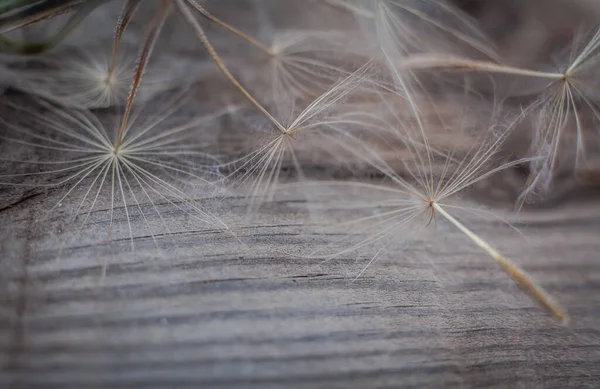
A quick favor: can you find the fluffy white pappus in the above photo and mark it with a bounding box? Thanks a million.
[252,29,374,115]
[374,24,600,203]
[512,27,600,202]
[297,86,566,322]
[218,61,374,214]
[0,91,236,268]
[10,48,131,109]
[326,0,497,60]
[176,0,377,213]
[179,0,372,117]
[8,42,214,109]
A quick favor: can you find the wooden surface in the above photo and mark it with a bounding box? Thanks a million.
[2,1,600,388]
[1,181,600,389]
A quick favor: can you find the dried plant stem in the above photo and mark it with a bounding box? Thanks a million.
[433,202,567,323]
[176,0,287,135]
[115,0,173,152]
[185,0,275,56]
[109,0,142,74]
[399,54,565,80]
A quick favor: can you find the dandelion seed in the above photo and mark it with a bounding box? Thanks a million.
[9,47,132,109]
[394,27,600,204]
[2,0,226,254]
[6,0,210,109]
[177,0,374,213]
[8,44,213,109]
[180,1,370,112]
[0,91,233,261]
[223,64,372,209]
[0,0,235,265]
[256,29,371,113]
[303,88,567,322]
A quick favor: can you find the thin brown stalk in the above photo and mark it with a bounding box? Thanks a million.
[176,0,287,135]
[434,203,567,323]
[398,53,564,80]
[184,0,275,56]
[115,0,173,152]
[109,0,143,74]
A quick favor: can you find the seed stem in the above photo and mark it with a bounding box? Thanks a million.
[109,0,142,75]
[185,0,275,56]
[176,0,287,135]
[433,202,567,323]
[115,0,172,152]
[399,54,565,80]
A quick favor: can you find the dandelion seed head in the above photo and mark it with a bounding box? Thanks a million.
[0,89,235,258]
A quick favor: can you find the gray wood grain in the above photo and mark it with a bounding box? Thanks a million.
[1,183,599,389]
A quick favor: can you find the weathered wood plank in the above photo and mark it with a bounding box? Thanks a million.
[1,185,599,389]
